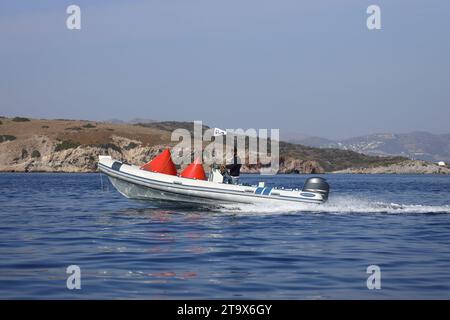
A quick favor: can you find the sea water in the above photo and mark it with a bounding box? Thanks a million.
[0,173,449,299]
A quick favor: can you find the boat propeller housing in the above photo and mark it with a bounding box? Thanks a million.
[302,177,330,200]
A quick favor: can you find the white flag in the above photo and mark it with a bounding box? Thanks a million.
[213,128,227,136]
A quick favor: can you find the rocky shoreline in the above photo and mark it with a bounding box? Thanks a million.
[333,160,450,174]
[2,144,447,174]
[0,133,325,174]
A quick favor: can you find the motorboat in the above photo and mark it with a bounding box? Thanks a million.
[98,150,330,207]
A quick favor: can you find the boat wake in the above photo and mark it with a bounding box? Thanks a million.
[217,196,450,215]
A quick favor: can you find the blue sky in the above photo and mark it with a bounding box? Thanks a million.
[0,0,449,139]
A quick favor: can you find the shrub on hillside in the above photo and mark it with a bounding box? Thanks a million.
[54,140,80,152]
[0,135,16,142]
[65,126,82,131]
[31,150,41,158]
[12,117,30,122]
[89,143,121,153]
[124,142,139,150]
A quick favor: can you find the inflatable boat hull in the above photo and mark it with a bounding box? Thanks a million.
[98,156,327,206]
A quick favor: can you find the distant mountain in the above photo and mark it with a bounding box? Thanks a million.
[105,118,157,124]
[287,135,337,149]
[285,131,450,163]
[129,118,157,124]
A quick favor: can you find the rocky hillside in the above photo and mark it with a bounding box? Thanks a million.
[278,141,406,172]
[0,116,431,174]
[0,117,176,173]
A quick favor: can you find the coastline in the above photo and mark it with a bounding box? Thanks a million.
[1,117,448,175]
[1,165,448,175]
[332,160,450,175]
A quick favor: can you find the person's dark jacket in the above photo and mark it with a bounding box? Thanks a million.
[226,156,242,177]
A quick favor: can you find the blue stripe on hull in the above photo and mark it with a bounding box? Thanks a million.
[255,187,264,194]
[112,161,122,171]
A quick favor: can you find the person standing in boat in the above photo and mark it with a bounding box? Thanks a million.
[223,148,242,184]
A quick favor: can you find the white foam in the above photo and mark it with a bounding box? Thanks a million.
[216,196,450,215]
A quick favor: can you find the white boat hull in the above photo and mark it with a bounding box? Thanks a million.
[98,156,327,207]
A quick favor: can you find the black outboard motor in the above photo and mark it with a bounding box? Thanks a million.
[302,177,330,201]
